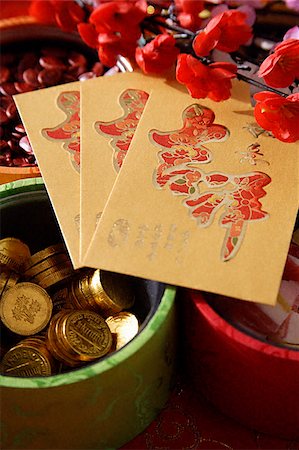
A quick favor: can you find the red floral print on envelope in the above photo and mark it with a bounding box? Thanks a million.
[150,104,271,261]
[42,91,80,171]
[95,89,149,172]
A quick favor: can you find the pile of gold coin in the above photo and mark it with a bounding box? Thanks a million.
[0,237,31,273]
[0,237,139,377]
[0,268,19,298]
[23,243,73,289]
[55,269,135,317]
[1,336,56,377]
[47,310,113,367]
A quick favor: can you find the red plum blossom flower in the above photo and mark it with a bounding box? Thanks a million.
[193,10,252,56]
[258,39,299,88]
[135,34,179,74]
[176,53,237,101]
[254,91,299,143]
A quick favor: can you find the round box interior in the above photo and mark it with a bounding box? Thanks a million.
[0,178,177,450]
[182,290,299,440]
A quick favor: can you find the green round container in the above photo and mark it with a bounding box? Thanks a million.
[0,178,177,450]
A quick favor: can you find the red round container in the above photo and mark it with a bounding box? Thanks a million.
[182,290,299,440]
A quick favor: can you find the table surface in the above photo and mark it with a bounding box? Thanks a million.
[121,374,299,449]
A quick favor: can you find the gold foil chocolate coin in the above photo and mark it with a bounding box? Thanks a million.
[71,271,96,311]
[0,237,31,272]
[6,271,19,289]
[25,243,66,268]
[0,269,10,298]
[63,310,112,361]
[24,253,70,279]
[106,312,139,350]
[90,270,135,316]
[29,259,73,282]
[37,264,74,289]
[52,286,74,313]
[0,339,53,377]
[0,282,53,335]
[46,312,78,366]
[0,269,20,299]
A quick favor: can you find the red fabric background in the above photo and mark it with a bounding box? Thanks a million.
[122,376,299,449]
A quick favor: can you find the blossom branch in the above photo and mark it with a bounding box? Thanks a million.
[143,17,195,37]
[28,0,299,142]
[236,72,288,98]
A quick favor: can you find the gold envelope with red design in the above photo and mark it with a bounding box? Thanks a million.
[14,73,174,267]
[14,82,82,267]
[84,79,298,305]
[80,72,177,261]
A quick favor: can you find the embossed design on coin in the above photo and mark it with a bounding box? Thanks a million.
[0,345,52,377]
[12,294,41,324]
[64,310,112,360]
[0,282,53,335]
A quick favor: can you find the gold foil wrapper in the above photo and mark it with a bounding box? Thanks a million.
[106,312,139,350]
[0,282,53,335]
[46,310,112,366]
[36,264,74,289]
[0,237,31,273]
[66,269,135,317]
[0,268,19,299]
[90,270,135,316]
[1,241,140,377]
[52,286,74,314]
[24,253,70,279]
[0,336,55,377]
[24,243,67,269]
